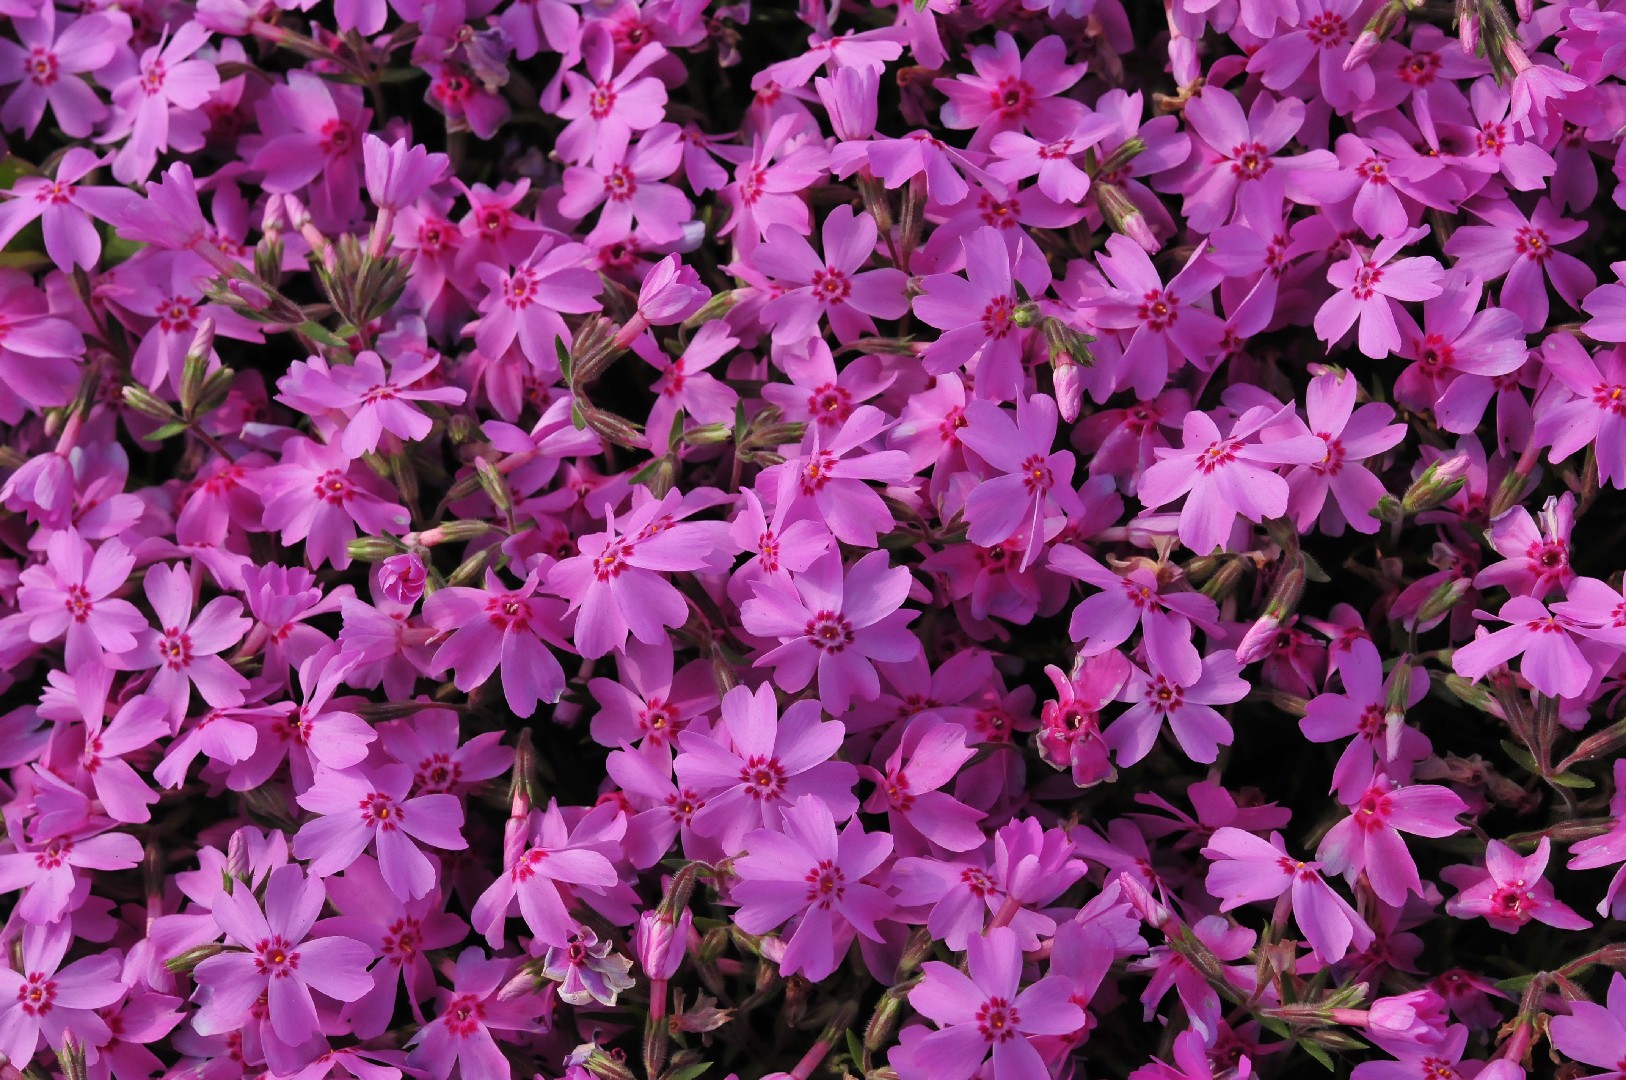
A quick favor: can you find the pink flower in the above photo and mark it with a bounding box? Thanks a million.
[407,949,547,1080]
[1532,333,1626,488]
[756,204,907,345]
[1300,638,1431,803]
[672,682,858,851]
[556,38,669,170]
[558,125,693,246]
[295,763,468,900]
[1452,595,1594,700]
[1203,827,1374,963]
[379,553,428,606]
[1245,0,1375,114]
[424,569,568,717]
[107,21,221,183]
[472,236,603,371]
[1274,370,1407,535]
[1392,272,1527,434]
[1474,494,1576,598]
[740,549,920,714]
[250,71,371,225]
[192,864,375,1054]
[1316,778,1468,906]
[1107,652,1249,766]
[1442,838,1590,933]
[134,562,251,721]
[860,715,985,853]
[907,925,1085,1080]
[935,32,1088,150]
[55,665,169,822]
[732,795,893,981]
[1138,404,1325,556]
[17,530,147,669]
[1178,87,1334,233]
[0,923,123,1067]
[913,226,1048,401]
[253,437,411,571]
[545,490,722,660]
[469,801,624,949]
[1315,228,1447,359]
[0,5,126,137]
[0,148,131,272]
[363,133,450,211]
[322,350,467,458]
[1086,234,1227,399]
[0,269,84,423]
[0,825,142,925]
[1548,972,1626,1077]
[958,393,1081,570]
[1444,197,1593,333]
[767,404,915,548]
[1035,653,1130,789]
[1048,546,1218,684]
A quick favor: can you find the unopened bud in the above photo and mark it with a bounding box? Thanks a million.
[682,423,733,447]
[681,289,740,330]
[579,405,646,449]
[1053,359,1084,423]
[445,545,490,588]
[121,384,180,422]
[1413,576,1471,629]
[1095,136,1147,178]
[56,1033,86,1080]
[1200,556,1248,602]
[1095,183,1158,252]
[346,536,401,563]
[1401,453,1470,515]
[474,456,511,513]
[180,319,217,417]
[164,943,226,975]
[634,909,693,981]
[1384,656,1415,760]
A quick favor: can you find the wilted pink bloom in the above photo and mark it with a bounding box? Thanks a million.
[1138,404,1325,555]
[732,795,893,981]
[1452,595,1593,700]
[541,925,635,1007]
[1475,494,1575,598]
[295,763,468,900]
[1036,653,1130,790]
[424,569,568,717]
[1203,827,1374,963]
[0,923,123,1067]
[18,530,146,669]
[673,682,857,851]
[192,864,375,1054]
[1315,228,1446,359]
[1316,778,1468,906]
[1442,838,1589,933]
[907,925,1085,1079]
[741,549,920,714]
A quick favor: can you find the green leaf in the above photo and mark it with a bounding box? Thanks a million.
[1550,771,1596,789]
[1500,740,1541,776]
[843,1028,864,1065]
[148,421,191,441]
[1495,974,1538,994]
[661,1064,712,1080]
[296,321,350,350]
[914,0,930,9]
[1299,1040,1335,1071]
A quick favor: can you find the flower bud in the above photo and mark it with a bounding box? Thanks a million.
[164,943,226,975]
[636,254,710,326]
[474,456,511,513]
[180,318,217,417]
[1095,182,1159,251]
[634,909,693,981]
[380,552,428,605]
[121,385,180,422]
[346,537,401,564]
[1401,453,1470,515]
[1053,360,1084,424]
[56,1032,87,1080]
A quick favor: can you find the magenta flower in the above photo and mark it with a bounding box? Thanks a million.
[1316,778,1468,906]
[558,124,692,246]
[907,925,1085,1080]
[472,236,603,371]
[741,549,920,713]
[0,824,142,925]
[757,204,907,345]
[407,949,547,1080]
[363,133,450,211]
[294,763,468,901]
[0,149,132,272]
[1392,272,1527,434]
[423,569,568,716]
[17,530,146,670]
[546,491,721,660]
[0,923,123,1068]
[556,39,669,169]
[1444,197,1593,333]
[470,801,624,949]
[1475,494,1575,598]
[1036,654,1130,789]
[135,562,251,721]
[1107,652,1249,766]
[913,226,1048,401]
[1203,827,1374,963]
[1138,405,1325,556]
[1275,370,1407,535]
[250,71,371,224]
[192,864,375,1051]
[254,438,410,571]
[1087,234,1227,399]
[1315,229,1446,358]
[958,393,1081,570]
[1179,87,1334,233]
[1245,0,1375,113]
[1048,546,1217,684]
[324,350,467,458]
[0,269,84,423]
[766,404,915,548]
[935,32,1088,150]
[732,795,893,981]
[1452,595,1593,700]
[1300,638,1431,803]
[1548,973,1626,1078]
[1532,333,1626,488]
[107,21,221,183]
[0,5,125,137]
[672,682,858,851]
[860,715,985,853]
[58,664,169,823]
[1442,838,1590,933]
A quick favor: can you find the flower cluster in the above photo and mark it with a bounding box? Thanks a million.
[4,0,1626,1079]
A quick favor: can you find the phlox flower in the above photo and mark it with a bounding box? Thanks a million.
[1548,973,1626,1079]
[740,549,920,714]
[546,490,723,660]
[325,350,466,458]
[17,530,146,670]
[1444,197,1593,333]
[766,404,915,548]
[0,5,126,138]
[556,37,669,170]
[192,864,375,1059]
[0,922,123,1067]
[860,714,985,853]
[558,124,692,246]
[1532,333,1626,488]
[958,393,1081,570]
[47,664,168,823]
[1048,545,1218,684]
[250,71,371,226]
[1391,272,1527,434]
[0,149,132,272]
[672,681,858,852]
[132,562,251,721]
[732,795,893,981]
[1086,234,1227,399]
[912,226,1048,402]
[105,21,221,184]
[756,204,907,345]
[423,569,569,717]
[0,269,84,423]
[1106,652,1249,766]
[254,438,410,571]
[1138,404,1325,556]
[1474,493,1575,598]
[1245,0,1375,113]
[1300,638,1431,803]
[1273,370,1407,535]
[470,801,624,949]
[935,32,1088,150]
[1203,827,1374,963]
[1315,228,1446,359]
[1452,595,1594,700]
[906,925,1085,1080]
[1178,87,1334,233]
[1442,838,1590,933]
[472,235,603,371]
[0,823,142,925]
[294,763,468,901]
[643,320,740,450]
[377,708,513,795]
[588,638,717,756]
[1316,777,1468,906]
[407,949,547,1080]
[1035,653,1130,789]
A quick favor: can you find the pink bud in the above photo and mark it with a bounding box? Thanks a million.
[634,909,693,981]
[379,552,428,605]
[1054,362,1083,423]
[1234,615,1280,665]
[1344,29,1381,70]
[637,255,709,326]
